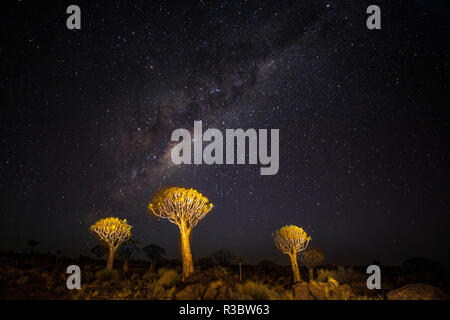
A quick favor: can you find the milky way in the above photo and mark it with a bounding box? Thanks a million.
[1,0,449,265]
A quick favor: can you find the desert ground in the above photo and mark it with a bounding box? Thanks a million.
[0,251,448,300]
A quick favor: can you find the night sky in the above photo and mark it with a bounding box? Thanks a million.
[1,0,449,266]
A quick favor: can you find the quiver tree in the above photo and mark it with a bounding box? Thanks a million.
[300,247,324,281]
[212,249,233,266]
[142,244,166,272]
[90,217,132,271]
[27,240,39,253]
[119,238,140,272]
[148,187,214,280]
[273,225,311,283]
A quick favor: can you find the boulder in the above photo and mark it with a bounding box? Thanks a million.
[308,280,329,300]
[16,275,29,285]
[203,280,223,300]
[293,282,314,300]
[328,284,355,300]
[176,283,206,300]
[327,277,339,287]
[216,285,231,300]
[294,280,356,300]
[387,283,447,300]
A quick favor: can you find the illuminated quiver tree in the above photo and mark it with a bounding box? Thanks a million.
[148,187,213,280]
[273,225,311,283]
[90,217,132,271]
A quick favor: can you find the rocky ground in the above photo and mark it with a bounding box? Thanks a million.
[0,252,448,300]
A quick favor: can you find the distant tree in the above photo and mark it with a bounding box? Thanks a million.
[91,244,108,259]
[236,256,243,281]
[372,259,381,267]
[212,249,233,266]
[273,225,311,283]
[142,244,166,272]
[90,217,132,271]
[55,249,62,264]
[196,257,217,269]
[257,260,278,274]
[27,240,39,253]
[300,247,325,281]
[148,187,214,280]
[119,238,140,272]
[402,257,440,273]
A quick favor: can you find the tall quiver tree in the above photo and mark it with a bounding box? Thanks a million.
[301,247,325,281]
[90,217,132,271]
[148,187,214,280]
[273,225,311,283]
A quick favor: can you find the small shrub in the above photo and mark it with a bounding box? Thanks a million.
[271,285,294,300]
[157,268,180,287]
[235,281,273,300]
[335,266,364,284]
[317,269,337,282]
[142,270,158,282]
[208,279,223,290]
[113,287,133,299]
[95,269,119,282]
[146,269,180,300]
[147,282,176,300]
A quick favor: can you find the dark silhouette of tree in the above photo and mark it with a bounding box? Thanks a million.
[27,240,39,253]
[196,257,217,269]
[258,260,278,274]
[142,244,166,272]
[300,247,325,281]
[91,244,108,259]
[212,249,233,266]
[236,256,243,281]
[55,249,62,264]
[119,238,140,272]
[402,257,440,273]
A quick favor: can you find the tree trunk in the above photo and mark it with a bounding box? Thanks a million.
[179,224,194,281]
[289,253,301,283]
[308,268,314,281]
[106,247,115,271]
[239,262,242,281]
[148,261,155,273]
[123,259,128,272]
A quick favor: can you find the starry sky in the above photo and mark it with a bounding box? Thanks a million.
[1,0,449,265]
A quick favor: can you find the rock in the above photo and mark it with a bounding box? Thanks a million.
[203,286,218,300]
[308,280,329,300]
[295,280,356,300]
[16,275,29,285]
[53,286,67,295]
[387,284,447,300]
[216,291,229,300]
[327,277,339,287]
[293,282,314,300]
[204,280,223,300]
[176,283,206,300]
[216,285,231,300]
[186,267,229,284]
[328,284,355,300]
